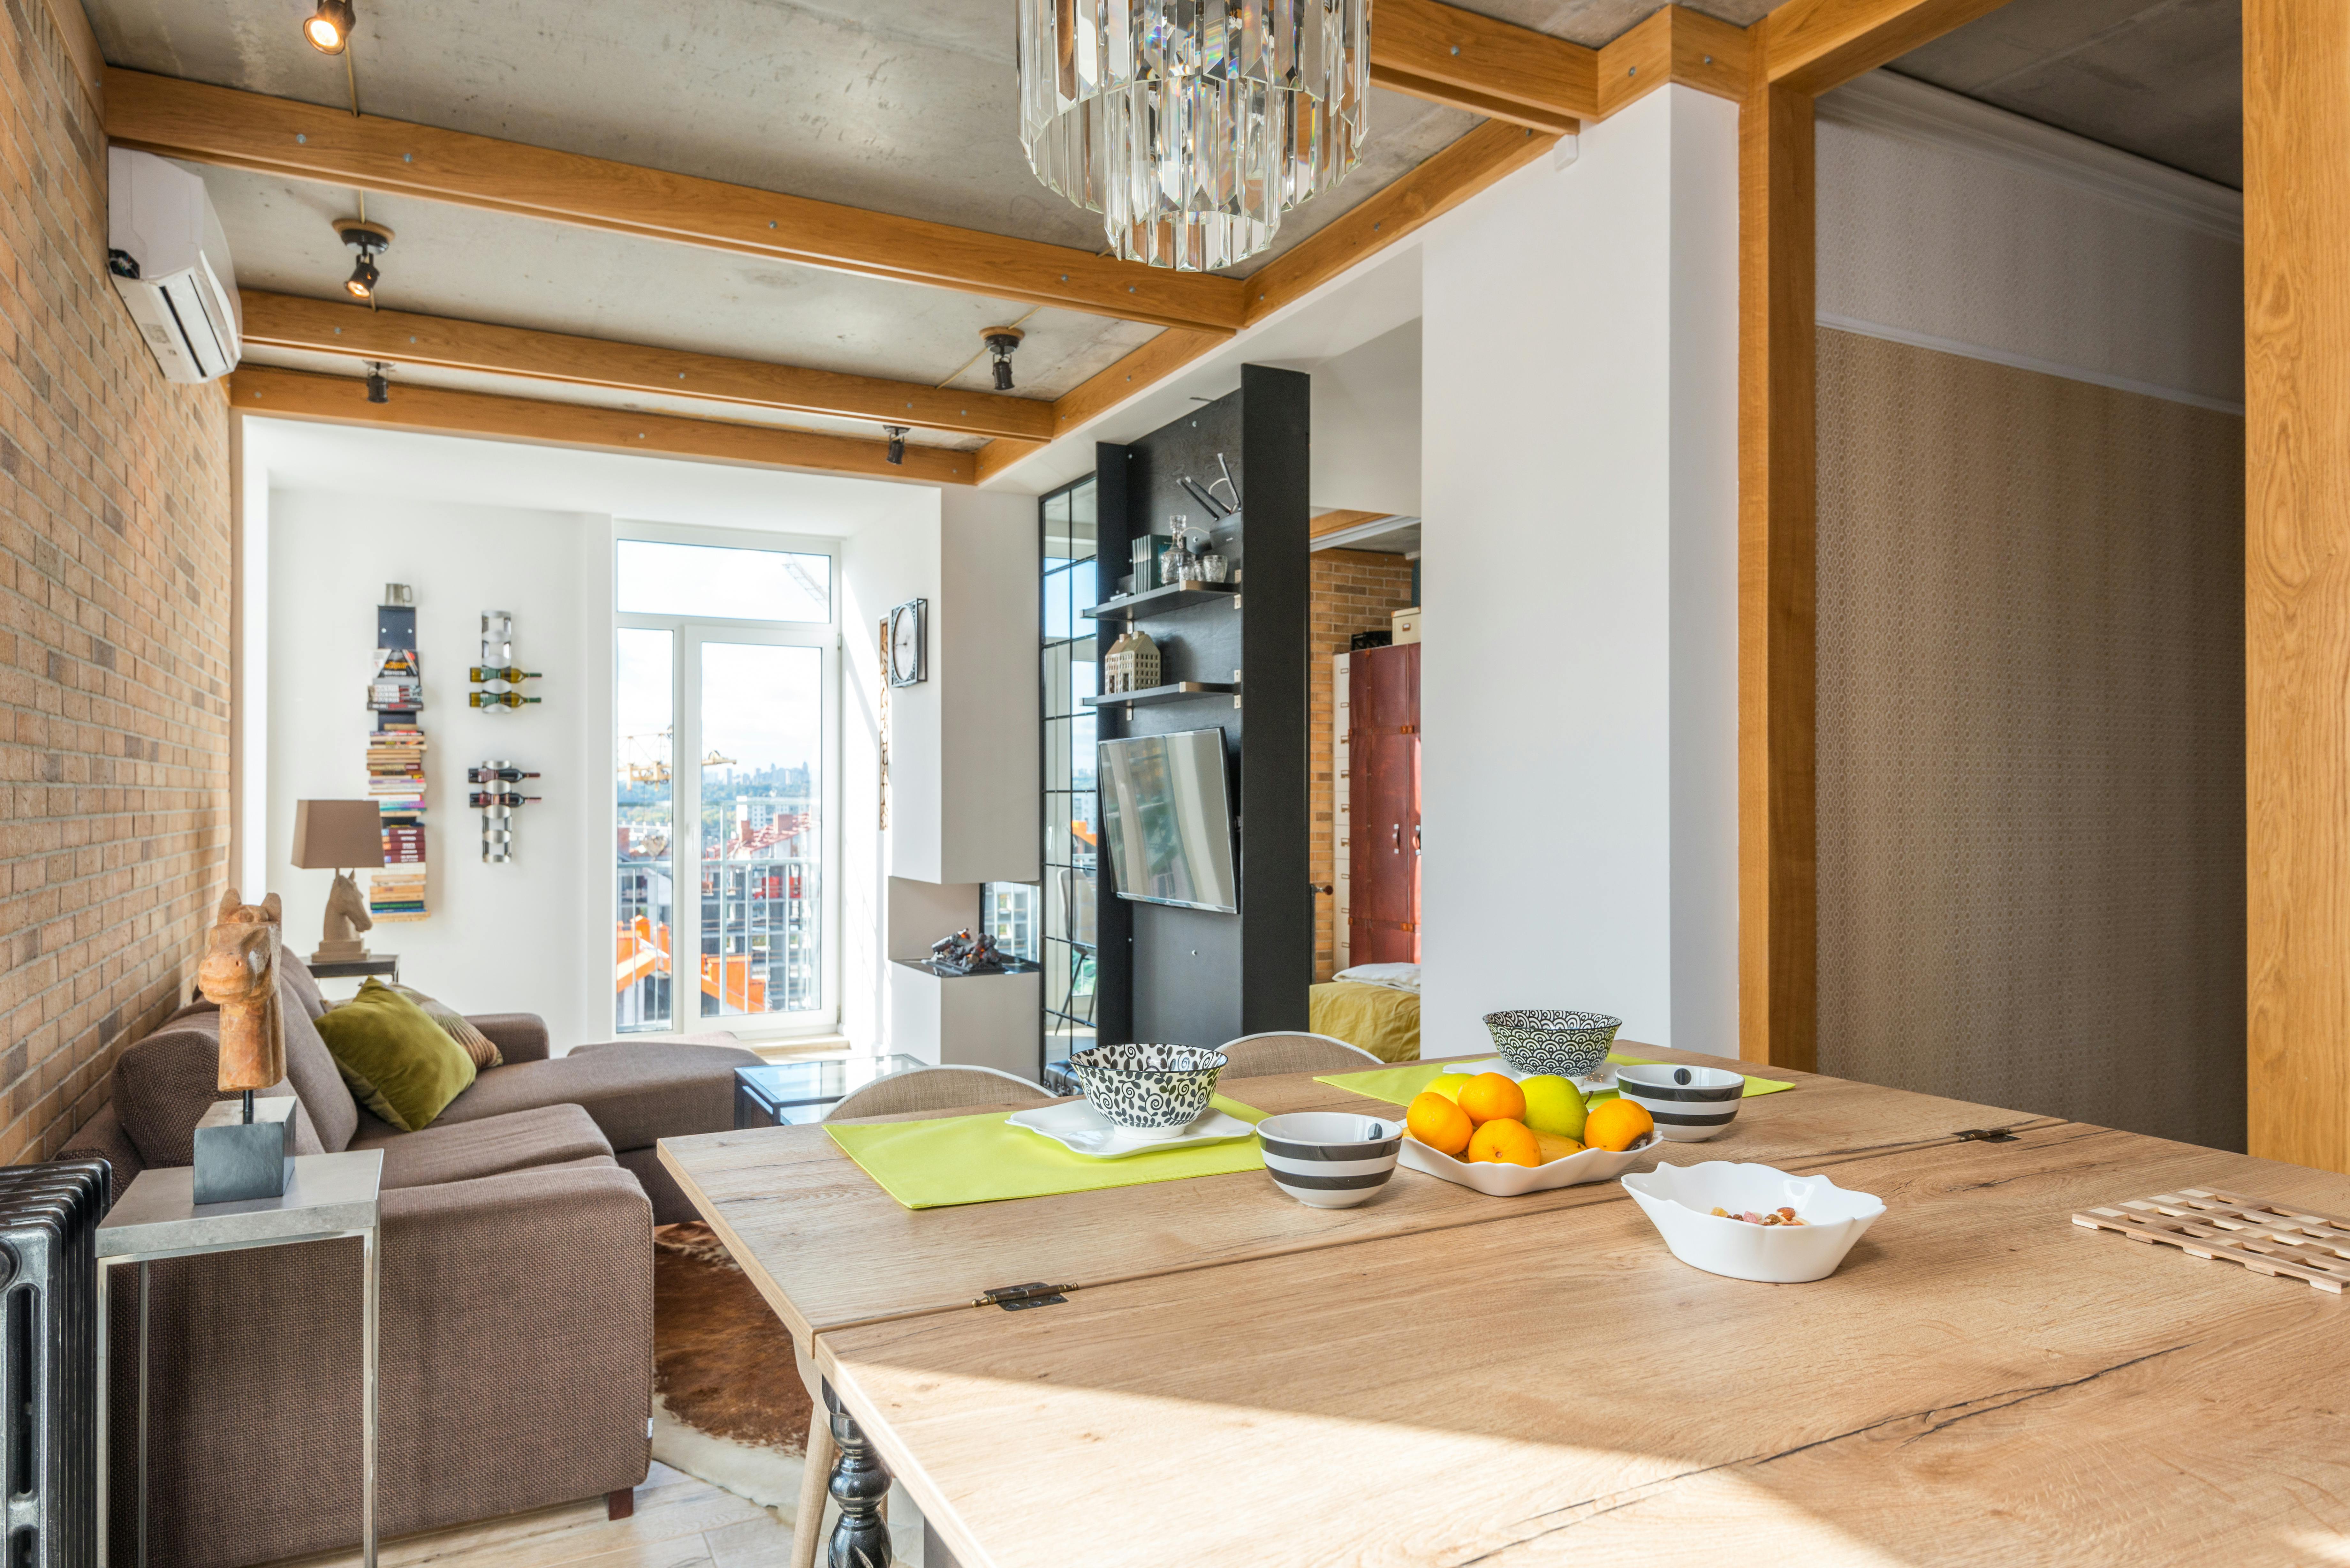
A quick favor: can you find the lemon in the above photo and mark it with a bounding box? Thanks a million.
[1519,1074,1588,1141]
[1423,1073,1474,1104]
[1531,1130,1585,1164]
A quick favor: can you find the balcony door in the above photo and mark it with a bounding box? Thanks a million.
[615,530,839,1037]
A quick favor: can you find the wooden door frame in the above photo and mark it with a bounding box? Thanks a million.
[1736,0,2014,1068]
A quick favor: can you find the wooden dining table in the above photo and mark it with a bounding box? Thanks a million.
[660,1047,2350,1566]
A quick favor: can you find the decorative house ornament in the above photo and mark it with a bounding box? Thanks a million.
[1017,0,1369,271]
[1104,630,1133,693]
[1127,629,1162,691]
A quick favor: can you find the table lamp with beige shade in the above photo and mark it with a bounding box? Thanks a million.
[293,798,385,964]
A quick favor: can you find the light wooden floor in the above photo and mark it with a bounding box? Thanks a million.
[274,1462,794,1568]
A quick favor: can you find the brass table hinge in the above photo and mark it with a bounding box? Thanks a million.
[974,1282,1078,1311]
[1954,1127,2018,1143]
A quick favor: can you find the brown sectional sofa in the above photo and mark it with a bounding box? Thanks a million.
[60,953,761,1567]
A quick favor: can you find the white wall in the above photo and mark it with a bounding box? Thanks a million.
[265,489,612,1049]
[1421,85,1739,1056]
[839,489,1042,1062]
[1311,320,1422,517]
[1817,70,2243,412]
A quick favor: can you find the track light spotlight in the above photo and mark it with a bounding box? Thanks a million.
[883,426,908,466]
[982,326,1025,392]
[304,0,356,53]
[334,218,393,300]
[364,363,390,404]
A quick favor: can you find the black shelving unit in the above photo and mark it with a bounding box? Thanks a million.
[1082,582,1241,621]
[1091,365,1311,1050]
[1083,682,1240,709]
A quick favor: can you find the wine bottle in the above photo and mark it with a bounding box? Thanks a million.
[466,766,541,783]
[468,666,543,684]
[469,690,542,709]
[468,790,542,808]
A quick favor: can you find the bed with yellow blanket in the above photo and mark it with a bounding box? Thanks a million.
[1308,977,1421,1063]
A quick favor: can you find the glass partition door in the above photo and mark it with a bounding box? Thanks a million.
[1041,479,1099,1065]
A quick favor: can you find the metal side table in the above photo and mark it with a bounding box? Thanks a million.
[96,1150,384,1568]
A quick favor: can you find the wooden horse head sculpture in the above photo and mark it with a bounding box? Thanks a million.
[322,870,374,952]
[195,889,286,1094]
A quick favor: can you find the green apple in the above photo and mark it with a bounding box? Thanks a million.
[1423,1073,1474,1104]
[1519,1074,1588,1140]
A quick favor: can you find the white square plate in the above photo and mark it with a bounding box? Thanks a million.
[1007,1099,1257,1160]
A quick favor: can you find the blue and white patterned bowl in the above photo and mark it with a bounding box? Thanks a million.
[1067,1043,1227,1138]
[1482,1010,1623,1078]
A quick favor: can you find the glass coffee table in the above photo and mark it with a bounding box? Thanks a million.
[734,1054,927,1128]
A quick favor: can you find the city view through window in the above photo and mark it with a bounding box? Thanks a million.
[616,539,832,1034]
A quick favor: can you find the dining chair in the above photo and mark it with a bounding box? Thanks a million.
[1217,1031,1382,1077]
[788,1064,1058,1568]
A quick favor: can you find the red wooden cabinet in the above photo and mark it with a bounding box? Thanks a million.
[1347,642,1420,964]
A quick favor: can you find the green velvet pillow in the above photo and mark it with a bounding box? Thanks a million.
[313,978,478,1131]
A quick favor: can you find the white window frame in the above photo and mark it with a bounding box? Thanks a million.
[613,522,843,1041]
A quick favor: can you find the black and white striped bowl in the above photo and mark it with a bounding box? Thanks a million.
[1614,1064,1745,1141]
[1255,1112,1402,1209]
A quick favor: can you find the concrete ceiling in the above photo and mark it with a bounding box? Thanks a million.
[1439,0,1770,47]
[1892,0,2241,188]
[86,0,1499,456]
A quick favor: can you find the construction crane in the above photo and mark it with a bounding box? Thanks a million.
[618,725,672,785]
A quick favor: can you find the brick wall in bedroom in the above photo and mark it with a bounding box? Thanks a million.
[1309,548,1415,982]
[0,0,233,1161]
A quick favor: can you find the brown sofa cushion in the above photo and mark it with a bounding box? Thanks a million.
[110,1015,326,1168]
[351,1104,612,1190]
[277,950,328,1021]
[430,1041,760,1153]
[281,979,360,1152]
[467,1013,550,1064]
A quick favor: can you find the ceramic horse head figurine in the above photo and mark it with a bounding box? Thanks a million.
[317,869,374,961]
[195,889,286,1095]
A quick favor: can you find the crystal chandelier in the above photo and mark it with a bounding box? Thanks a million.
[1018,0,1370,272]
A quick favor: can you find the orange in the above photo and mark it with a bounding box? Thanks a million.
[1532,1130,1585,1164]
[1456,1072,1528,1126]
[1584,1097,1655,1152]
[1405,1091,1473,1156]
[1466,1118,1541,1167]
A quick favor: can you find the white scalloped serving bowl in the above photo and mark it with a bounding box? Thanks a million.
[1621,1162,1885,1283]
[1399,1129,1659,1196]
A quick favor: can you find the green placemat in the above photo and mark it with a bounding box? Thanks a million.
[827,1095,1270,1210]
[1314,1054,1795,1108]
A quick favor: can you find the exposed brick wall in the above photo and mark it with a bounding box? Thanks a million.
[1,2,232,1162]
[1308,548,1415,982]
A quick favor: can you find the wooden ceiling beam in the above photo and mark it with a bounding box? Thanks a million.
[227,365,974,485]
[106,69,1245,337]
[1598,6,1755,117]
[1370,0,1598,126]
[238,290,1057,443]
[1762,0,2015,96]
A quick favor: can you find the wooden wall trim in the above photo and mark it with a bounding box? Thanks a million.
[226,365,973,484]
[238,290,1057,442]
[1737,74,1819,1072]
[105,69,1244,336]
[2246,0,2350,1172]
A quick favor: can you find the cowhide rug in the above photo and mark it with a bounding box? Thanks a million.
[653,1222,812,1512]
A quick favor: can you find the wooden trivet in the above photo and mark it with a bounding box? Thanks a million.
[2073,1187,2350,1294]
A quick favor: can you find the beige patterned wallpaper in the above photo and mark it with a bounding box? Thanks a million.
[1815,328,2246,1150]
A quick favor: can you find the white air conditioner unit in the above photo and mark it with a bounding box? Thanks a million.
[107,148,241,384]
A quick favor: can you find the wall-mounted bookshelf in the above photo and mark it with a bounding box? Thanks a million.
[1083,682,1240,709]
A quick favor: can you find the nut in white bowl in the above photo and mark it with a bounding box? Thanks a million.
[1621,1161,1884,1283]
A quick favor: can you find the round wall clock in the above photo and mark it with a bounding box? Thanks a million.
[889,598,928,687]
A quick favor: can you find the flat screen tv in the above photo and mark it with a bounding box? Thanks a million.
[1097,728,1238,913]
